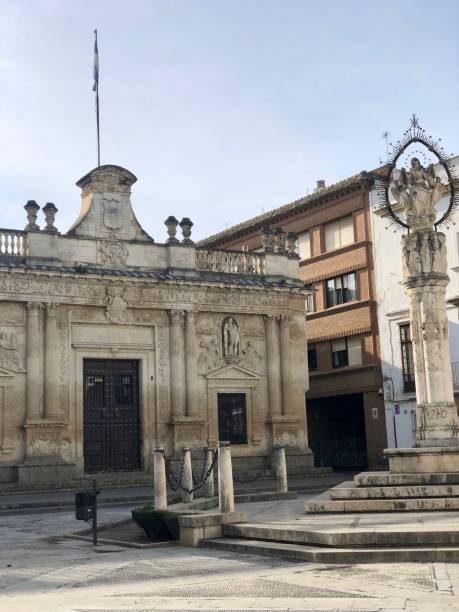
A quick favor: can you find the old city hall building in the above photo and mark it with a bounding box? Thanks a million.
[0,165,313,486]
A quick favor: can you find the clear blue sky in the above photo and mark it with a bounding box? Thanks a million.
[1,0,458,240]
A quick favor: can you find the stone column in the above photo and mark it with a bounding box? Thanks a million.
[265,315,281,417]
[204,446,215,498]
[218,441,234,513]
[154,446,167,510]
[26,302,44,420]
[279,315,290,416]
[44,303,59,420]
[169,310,186,418]
[274,445,288,493]
[181,447,193,503]
[185,311,197,417]
[402,231,459,445]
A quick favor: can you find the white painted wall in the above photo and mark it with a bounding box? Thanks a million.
[370,156,459,448]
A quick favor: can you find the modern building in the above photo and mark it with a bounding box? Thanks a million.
[200,172,388,470]
[0,164,314,486]
[370,155,459,449]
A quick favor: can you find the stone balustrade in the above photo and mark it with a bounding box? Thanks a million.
[0,229,27,257]
[196,248,264,275]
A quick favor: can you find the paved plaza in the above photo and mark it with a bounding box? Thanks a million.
[1,495,459,611]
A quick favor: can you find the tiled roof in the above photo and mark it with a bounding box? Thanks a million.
[0,261,308,290]
[199,172,367,247]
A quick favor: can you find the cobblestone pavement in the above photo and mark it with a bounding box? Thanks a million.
[0,498,458,611]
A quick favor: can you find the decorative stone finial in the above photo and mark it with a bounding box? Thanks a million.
[179,218,194,245]
[24,200,40,231]
[260,227,273,252]
[164,216,179,244]
[273,228,287,254]
[42,202,58,233]
[286,232,299,257]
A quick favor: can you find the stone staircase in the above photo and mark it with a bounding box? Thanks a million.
[304,472,459,513]
[202,519,459,563]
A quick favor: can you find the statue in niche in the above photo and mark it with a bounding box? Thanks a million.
[222,317,240,358]
[0,331,23,372]
[391,157,446,231]
[105,286,128,324]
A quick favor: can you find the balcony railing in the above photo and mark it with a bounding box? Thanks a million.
[196,248,264,275]
[0,229,27,257]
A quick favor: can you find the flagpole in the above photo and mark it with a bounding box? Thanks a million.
[93,29,101,167]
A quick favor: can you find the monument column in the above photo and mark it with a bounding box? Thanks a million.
[44,303,60,420]
[26,302,44,421]
[402,230,458,445]
[279,314,290,416]
[185,311,197,417]
[265,314,281,416]
[169,310,186,418]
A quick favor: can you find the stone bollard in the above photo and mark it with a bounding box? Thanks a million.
[182,447,193,503]
[274,445,288,494]
[218,441,234,513]
[154,446,167,510]
[204,446,215,498]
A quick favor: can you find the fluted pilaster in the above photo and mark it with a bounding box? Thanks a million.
[44,303,59,419]
[265,314,281,417]
[279,314,290,416]
[169,310,186,418]
[26,302,44,420]
[185,311,197,417]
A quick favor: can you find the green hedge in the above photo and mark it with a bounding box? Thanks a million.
[131,506,182,541]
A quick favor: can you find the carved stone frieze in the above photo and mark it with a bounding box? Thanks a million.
[0,329,24,373]
[198,337,219,373]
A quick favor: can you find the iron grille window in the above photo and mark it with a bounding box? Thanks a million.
[331,338,348,368]
[218,393,247,444]
[308,345,317,371]
[326,272,357,308]
[400,323,416,393]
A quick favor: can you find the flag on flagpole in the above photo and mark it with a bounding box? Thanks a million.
[92,30,99,92]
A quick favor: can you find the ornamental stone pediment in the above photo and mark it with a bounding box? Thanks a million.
[204,364,259,380]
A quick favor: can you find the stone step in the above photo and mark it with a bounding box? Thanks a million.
[354,471,459,487]
[329,481,459,500]
[202,537,459,563]
[223,522,459,547]
[304,494,459,513]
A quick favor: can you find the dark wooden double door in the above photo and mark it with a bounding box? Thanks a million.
[83,359,141,473]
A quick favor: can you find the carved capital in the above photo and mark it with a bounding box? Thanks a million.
[169,310,186,323]
[45,303,59,318]
[26,302,44,314]
[185,311,196,324]
[264,314,281,323]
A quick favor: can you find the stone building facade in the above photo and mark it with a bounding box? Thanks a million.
[200,172,388,469]
[0,165,313,485]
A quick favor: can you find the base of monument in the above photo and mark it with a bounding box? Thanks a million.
[385,446,459,473]
[17,457,76,485]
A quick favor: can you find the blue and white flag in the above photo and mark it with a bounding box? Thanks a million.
[92,30,99,92]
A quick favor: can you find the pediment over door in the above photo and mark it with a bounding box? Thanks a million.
[204,364,259,380]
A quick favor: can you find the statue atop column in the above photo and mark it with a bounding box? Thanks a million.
[391,157,446,232]
[380,115,459,453]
